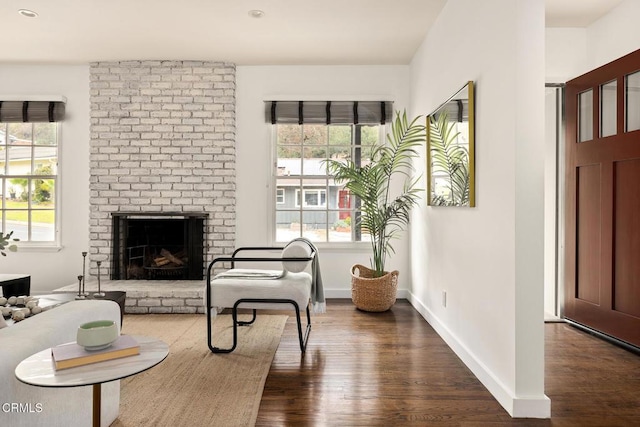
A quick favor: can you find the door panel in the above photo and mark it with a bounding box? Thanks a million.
[613,159,640,318]
[565,48,640,347]
[576,164,601,305]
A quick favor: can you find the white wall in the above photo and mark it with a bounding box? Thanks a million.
[409,0,549,418]
[0,65,90,292]
[545,0,640,83]
[235,66,411,295]
[586,0,640,70]
[545,28,587,83]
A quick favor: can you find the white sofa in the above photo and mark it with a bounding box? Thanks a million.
[0,300,121,427]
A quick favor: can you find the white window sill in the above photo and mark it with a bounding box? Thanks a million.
[272,241,371,252]
[313,242,372,252]
[13,244,63,253]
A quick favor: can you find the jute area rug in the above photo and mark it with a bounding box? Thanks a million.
[111,314,287,427]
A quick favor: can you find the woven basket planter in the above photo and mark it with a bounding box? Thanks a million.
[350,264,399,312]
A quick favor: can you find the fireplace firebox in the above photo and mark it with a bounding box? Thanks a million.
[111,212,208,280]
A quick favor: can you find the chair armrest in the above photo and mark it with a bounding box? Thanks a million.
[230,246,316,269]
[231,246,285,258]
[206,244,316,279]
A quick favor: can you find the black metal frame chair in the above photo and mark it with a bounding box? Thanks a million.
[205,246,315,355]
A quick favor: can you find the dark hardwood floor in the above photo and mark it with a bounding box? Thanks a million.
[256,299,640,426]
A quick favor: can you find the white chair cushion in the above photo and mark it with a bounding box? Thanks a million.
[207,269,312,310]
[282,240,312,273]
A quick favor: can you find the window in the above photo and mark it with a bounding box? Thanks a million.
[268,100,391,243]
[626,71,640,132]
[578,89,593,142]
[295,189,326,208]
[1,122,59,243]
[273,123,385,243]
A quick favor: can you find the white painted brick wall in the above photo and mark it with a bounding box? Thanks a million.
[89,61,236,277]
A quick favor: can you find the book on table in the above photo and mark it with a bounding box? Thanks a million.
[51,334,140,370]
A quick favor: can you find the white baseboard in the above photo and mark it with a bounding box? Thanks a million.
[406,292,551,419]
[324,289,351,299]
[324,289,410,299]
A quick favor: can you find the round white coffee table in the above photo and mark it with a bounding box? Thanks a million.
[15,335,168,427]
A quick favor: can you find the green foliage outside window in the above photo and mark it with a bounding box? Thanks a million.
[277,125,378,159]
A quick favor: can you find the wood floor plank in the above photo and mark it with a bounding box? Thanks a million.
[256,299,640,426]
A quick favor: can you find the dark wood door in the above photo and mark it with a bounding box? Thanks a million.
[565,49,640,347]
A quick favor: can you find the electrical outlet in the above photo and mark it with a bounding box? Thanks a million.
[442,290,447,307]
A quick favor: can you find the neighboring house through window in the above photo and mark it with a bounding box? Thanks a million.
[0,100,64,244]
[268,100,392,243]
[295,189,326,208]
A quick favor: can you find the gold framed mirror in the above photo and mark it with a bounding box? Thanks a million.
[426,81,475,207]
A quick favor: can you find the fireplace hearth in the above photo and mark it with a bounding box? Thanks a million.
[111,212,208,280]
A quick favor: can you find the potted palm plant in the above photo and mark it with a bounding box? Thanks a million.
[325,110,425,311]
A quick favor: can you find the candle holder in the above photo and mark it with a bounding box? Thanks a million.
[81,251,90,296]
[75,275,86,300]
[94,260,105,298]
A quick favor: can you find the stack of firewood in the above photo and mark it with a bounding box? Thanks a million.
[153,249,187,268]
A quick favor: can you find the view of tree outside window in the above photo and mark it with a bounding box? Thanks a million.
[0,122,58,242]
[274,123,380,243]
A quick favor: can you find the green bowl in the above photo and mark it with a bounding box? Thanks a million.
[77,320,119,351]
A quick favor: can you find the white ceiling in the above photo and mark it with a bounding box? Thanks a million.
[0,0,625,65]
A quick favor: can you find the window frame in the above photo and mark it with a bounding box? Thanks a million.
[0,122,61,248]
[271,122,384,245]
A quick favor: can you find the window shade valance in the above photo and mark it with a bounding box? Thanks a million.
[266,101,393,125]
[0,101,65,122]
[436,99,469,123]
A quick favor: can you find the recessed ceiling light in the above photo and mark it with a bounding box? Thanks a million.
[18,9,38,18]
[248,9,265,18]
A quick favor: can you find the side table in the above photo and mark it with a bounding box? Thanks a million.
[0,274,31,298]
[15,335,168,427]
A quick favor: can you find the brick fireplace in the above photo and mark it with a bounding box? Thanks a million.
[88,60,236,280]
[111,212,207,280]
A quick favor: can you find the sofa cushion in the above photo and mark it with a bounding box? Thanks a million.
[207,270,312,310]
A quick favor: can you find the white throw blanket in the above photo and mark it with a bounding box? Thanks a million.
[214,269,285,280]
